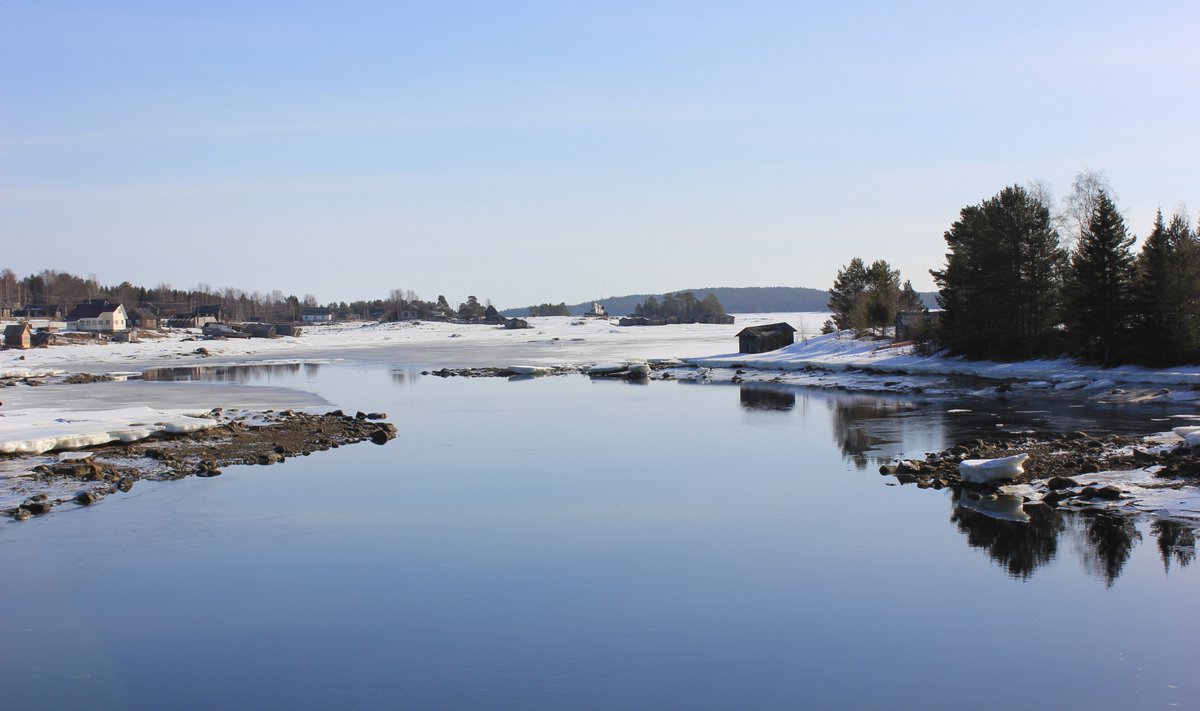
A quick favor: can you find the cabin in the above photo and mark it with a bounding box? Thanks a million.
[3,323,32,349]
[504,318,531,330]
[737,323,797,354]
[128,308,159,329]
[197,304,224,321]
[65,300,127,333]
[302,307,333,322]
[894,310,942,342]
[619,316,652,327]
[0,301,11,319]
[13,304,63,320]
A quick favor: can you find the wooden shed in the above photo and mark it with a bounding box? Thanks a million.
[736,323,797,354]
[4,322,32,350]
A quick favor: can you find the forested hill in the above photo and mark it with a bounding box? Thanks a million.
[502,286,937,317]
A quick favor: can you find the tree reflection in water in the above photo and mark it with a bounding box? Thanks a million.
[950,493,1199,584]
[1152,519,1197,573]
[950,491,1066,580]
[827,396,918,470]
[1077,512,1143,588]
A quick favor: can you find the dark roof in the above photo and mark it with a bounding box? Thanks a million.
[65,301,122,321]
[4,323,32,337]
[302,307,332,316]
[736,323,797,337]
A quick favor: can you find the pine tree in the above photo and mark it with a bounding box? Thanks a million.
[828,258,868,330]
[931,185,1065,359]
[1065,192,1136,365]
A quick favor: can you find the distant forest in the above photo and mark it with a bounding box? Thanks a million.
[503,286,937,318]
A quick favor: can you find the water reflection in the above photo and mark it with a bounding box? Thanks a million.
[951,491,1065,580]
[739,384,796,411]
[827,396,918,470]
[948,491,1196,585]
[1077,512,1143,588]
[1153,520,1198,572]
[143,362,321,384]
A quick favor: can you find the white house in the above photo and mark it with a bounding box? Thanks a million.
[66,300,128,333]
[302,307,333,322]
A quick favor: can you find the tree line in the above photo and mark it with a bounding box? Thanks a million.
[829,171,1200,367]
[0,268,497,324]
[632,291,725,320]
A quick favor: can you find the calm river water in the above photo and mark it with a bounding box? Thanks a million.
[2,364,1198,709]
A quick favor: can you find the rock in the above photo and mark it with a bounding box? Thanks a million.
[1083,485,1123,500]
[896,460,923,474]
[117,477,135,492]
[894,472,918,484]
[879,464,897,476]
[370,428,394,445]
[1046,475,1080,490]
[1078,462,1100,474]
[74,490,99,505]
[366,412,387,420]
[12,508,32,521]
[326,409,344,418]
[355,411,367,420]
[257,452,283,465]
[194,347,210,356]
[21,501,52,515]
[1042,489,1075,506]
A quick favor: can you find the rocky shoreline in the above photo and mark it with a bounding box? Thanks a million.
[879,430,1200,519]
[3,409,397,521]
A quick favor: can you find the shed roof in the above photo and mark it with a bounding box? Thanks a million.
[736,323,797,337]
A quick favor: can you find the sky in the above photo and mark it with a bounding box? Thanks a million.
[2,1,1198,308]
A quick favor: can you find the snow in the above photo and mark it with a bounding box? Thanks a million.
[0,406,219,454]
[959,453,1030,484]
[687,330,1200,396]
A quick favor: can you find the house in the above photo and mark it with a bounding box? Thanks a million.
[0,301,11,319]
[504,318,531,329]
[587,301,607,317]
[302,307,333,322]
[619,316,652,327]
[13,304,63,320]
[895,310,941,342]
[197,304,224,321]
[128,308,159,329]
[65,300,127,333]
[737,323,797,354]
[3,323,32,349]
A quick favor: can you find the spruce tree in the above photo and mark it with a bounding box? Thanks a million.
[828,258,868,330]
[931,185,1064,359]
[1065,192,1136,365]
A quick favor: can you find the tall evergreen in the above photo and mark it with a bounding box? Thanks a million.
[931,185,1065,359]
[1065,192,1136,365]
[1134,211,1200,364]
[828,258,868,330]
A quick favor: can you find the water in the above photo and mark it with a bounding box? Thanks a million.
[1,366,1197,709]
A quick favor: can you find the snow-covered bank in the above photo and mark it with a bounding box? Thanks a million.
[0,406,219,455]
[688,331,1200,395]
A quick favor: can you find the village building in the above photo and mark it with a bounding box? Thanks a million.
[128,307,159,329]
[3,322,33,349]
[302,307,333,322]
[587,301,607,317]
[737,323,797,354]
[65,300,127,333]
[12,304,63,320]
[895,310,941,342]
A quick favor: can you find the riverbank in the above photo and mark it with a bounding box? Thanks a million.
[3,409,396,519]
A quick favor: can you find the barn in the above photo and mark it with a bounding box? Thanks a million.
[736,323,797,354]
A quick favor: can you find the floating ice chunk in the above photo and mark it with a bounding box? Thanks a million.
[959,453,1030,484]
[1083,379,1117,391]
[1172,426,1200,438]
[1054,380,1089,391]
[508,365,547,375]
[625,361,650,376]
[1167,390,1200,402]
[1186,432,1200,449]
[586,362,628,375]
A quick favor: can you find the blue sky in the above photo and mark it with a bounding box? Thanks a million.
[2,1,1197,307]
